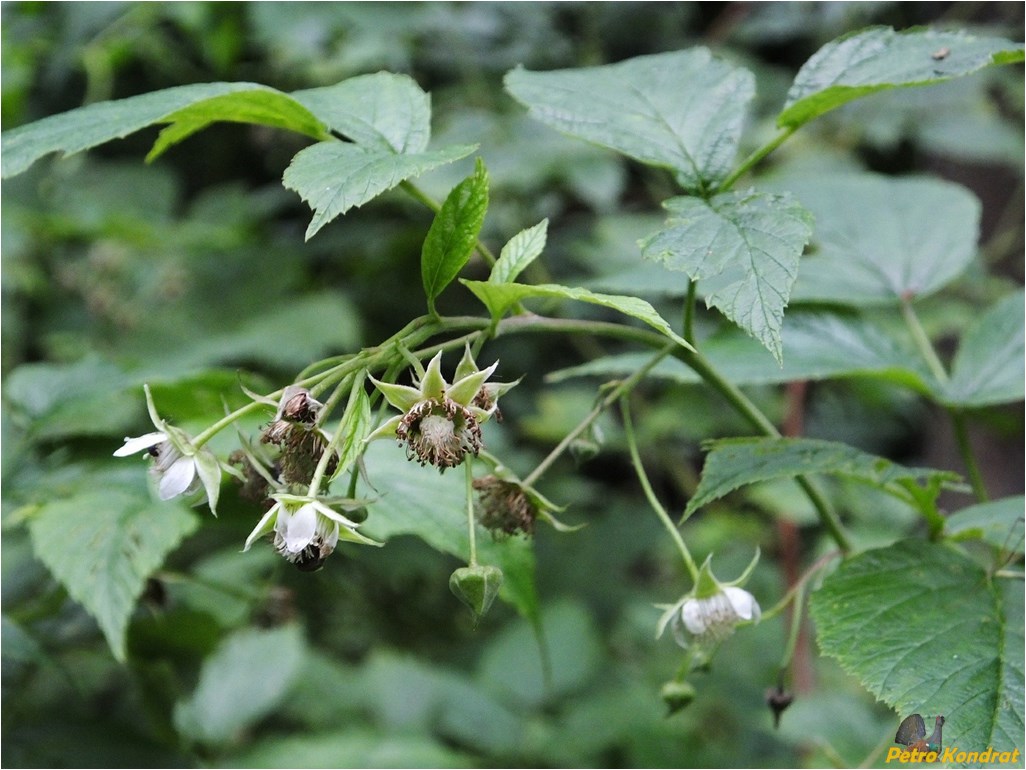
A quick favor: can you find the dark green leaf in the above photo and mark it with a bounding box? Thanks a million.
[2,83,326,178]
[461,280,692,350]
[685,437,961,519]
[944,292,1025,407]
[293,73,431,153]
[779,27,1025,128]
[490,219,548,285]
[505,49,755,191]
[811,540,1024,752]
[422,158,489,311]
[174,625,305,744]
[283,141,476,240]
[641,190,813,362]
[28,487,199,661]
[946,496,1025,550]
[780,174,981,305]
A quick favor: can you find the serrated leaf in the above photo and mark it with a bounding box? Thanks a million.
[944,291,1025,407]
[282,141,476,240]
[504,49,755,191]
[146,90,330,162]
[780,174,980,305]
[292,73,431,154]
[685,437,960,519]
[461,280,694,351]
[27,488,199,661]
[174,625,305,744]
[490,219,548,284]
[811,540,1024,752]
[358,441,538,623]
[329,381,373,484]
[2,83,325,179]
[641,190,813,362]
[422,159,489,311]
[946,496,1025,550]
[779,27,1025,128]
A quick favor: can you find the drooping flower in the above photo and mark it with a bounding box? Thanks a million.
[367,347,518,472]
[243,493,379,571]
[656,550,761,649]
[114,385,222,513]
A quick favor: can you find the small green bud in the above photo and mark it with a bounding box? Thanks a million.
[660,679,697,715]
[449,564,503,622]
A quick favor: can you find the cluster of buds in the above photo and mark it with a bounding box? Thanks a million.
[368,348,517,472]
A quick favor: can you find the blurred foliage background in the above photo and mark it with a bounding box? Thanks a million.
[2,2,1023,768]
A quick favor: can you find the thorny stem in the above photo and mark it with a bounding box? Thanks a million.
[620,397,699,582]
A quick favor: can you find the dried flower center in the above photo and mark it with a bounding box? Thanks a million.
[473,476,536,537]
[397,398,482,470]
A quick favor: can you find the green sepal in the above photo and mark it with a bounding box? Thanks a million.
[449,564,504,623]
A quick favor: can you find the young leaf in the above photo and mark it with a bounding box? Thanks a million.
[329,380,373,483]
[2,83,328,179]
[779,27,1025,129]
[292,73,432,154]
[146,90,331,162]
[945,496,1025,550]
[811,540,1024,753]
[944,291,1025,407]
[641,190,814,363]
[421,158,490,312]
[684,437,961,519]
[461,280,694,351]
[505,49,755,192]
[490,219,549,285]
[174,625,305,744]
[27,487,199,661]
[283,142,476,240]
[781,174,980,305]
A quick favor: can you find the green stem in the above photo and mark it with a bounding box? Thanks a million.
[620,397,699,582]
[900,297,949,384]
[717,126,798,193]
[465,460,478,566]
[951,409,989,502]
[682,280,697,345]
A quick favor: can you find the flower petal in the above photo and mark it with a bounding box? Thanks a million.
[680,598,708,635]
[113,432,167,457]
[283,503,318,553]
[158,456,197,500]
[724,586,760,622]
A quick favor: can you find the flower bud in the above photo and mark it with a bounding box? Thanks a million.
[660,679,697,715]
[449,564,504,623]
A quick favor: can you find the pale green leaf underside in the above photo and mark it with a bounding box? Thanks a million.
[330,385,373,484]
[779,26,1026,128]
[504,49,755,191]
[422,159,489,306]
[293,72,431,154]
[490,219,549,285]
[946,496,1025,550]
[811,540,1024,751]
[945,291,1025,407]
[357,442,538,622]
[782,174,980,305]
[641,191,814,363]
[28,488,199,661]
[685,437,960,518]
[2,82,326,178]
[282,141,476,240]
[461,280,693,351]
[174,625,305,744]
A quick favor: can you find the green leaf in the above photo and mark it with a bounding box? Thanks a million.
[422,158,489,312]
[944,292,1025,407]
[146,90,330,162]
[329,381,373,483]
[1,82,326,178]
[292,73,431,153]
[233,731,473,769]
[174,624,305,744]
[461,280,693,351]
[641,190,814,362]
[779,174,981,305]
[357,441,538,622]
[811,540,1024,752]
[685,437,961,519]
[490,219,548,285]
[283,141,476,240]
[27,487,199,661]
[504,49,755,191]
[779,27,1025,128]
[946,496,1025,550]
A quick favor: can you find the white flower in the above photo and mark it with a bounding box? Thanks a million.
[113,385,222,513]
[243,493,380,571]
